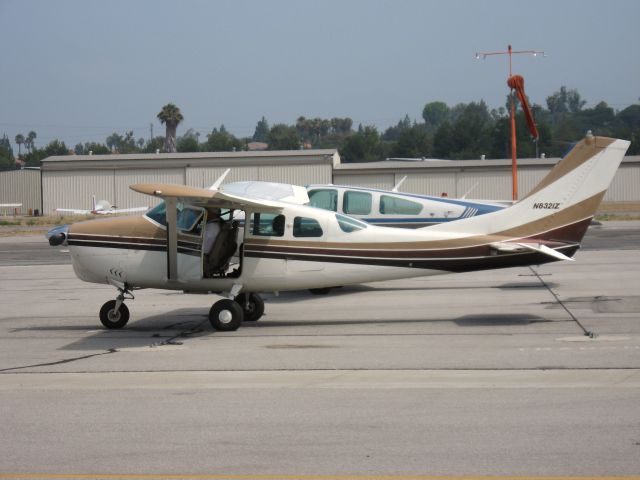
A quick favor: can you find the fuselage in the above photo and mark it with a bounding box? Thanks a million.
[306,184,507,228]
[64,199,580,295]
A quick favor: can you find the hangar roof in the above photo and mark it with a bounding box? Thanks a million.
[41,149,340,171]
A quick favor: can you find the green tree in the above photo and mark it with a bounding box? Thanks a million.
[177,128,200,152]
[252,116,270,143]
[340,125,386,162]
[0,134,15,169]
[157,103,184,153]
[267,124,300,150]
[143,136,165,153]
[422,101,450,131]
[389,123,432,158]
[205,125,243,152]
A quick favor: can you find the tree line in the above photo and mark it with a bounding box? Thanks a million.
[1,87,638,169]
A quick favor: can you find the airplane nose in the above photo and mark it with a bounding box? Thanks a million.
[46,225,69,246]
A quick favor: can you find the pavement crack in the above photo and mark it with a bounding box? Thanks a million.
[0,349,117,372]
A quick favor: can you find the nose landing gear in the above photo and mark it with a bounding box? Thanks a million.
[99,286,134,329]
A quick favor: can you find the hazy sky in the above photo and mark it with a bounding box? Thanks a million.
[1,0,638,149]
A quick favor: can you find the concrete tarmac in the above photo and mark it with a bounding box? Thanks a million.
[0,222,639,477]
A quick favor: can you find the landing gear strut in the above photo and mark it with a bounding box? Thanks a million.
[99,287,134,329]
[235,293,265,322]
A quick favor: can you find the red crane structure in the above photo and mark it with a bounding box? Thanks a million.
[476,45,545,201]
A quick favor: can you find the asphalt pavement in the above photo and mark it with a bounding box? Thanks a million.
[0,222,639,478]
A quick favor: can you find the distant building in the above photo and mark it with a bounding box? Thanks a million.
[247,142,268,151]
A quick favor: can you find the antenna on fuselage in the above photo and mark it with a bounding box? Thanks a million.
[208,168,231,191]
[391,176,407,193]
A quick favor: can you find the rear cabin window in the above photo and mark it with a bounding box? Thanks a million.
[343,191,372,215]
[308,189,338,212]
[250,212,285,237]
[379,195,423,215]
[293,217,323,237]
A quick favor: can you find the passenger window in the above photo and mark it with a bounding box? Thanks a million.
[250,212,285,237]
[293,217,323,237]
[379,195,423,215]
[308,189,338,212]
[343,191,372,215]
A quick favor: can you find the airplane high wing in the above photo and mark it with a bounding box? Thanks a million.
[47,134,630,332]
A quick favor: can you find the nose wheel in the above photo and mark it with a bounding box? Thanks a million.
[99,286,134,329]
[99,300,130,329]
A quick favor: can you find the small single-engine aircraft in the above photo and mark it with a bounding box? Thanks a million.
[306,182,507,228]
[47,135,629,331]
[55,195,148,215]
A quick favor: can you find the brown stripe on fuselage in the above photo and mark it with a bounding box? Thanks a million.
[245,192,604,252]
[523,136,615,199]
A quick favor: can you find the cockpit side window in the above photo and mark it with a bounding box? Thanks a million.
[308,189,338,212]
[249,212,285,237]
[176,204,203,234]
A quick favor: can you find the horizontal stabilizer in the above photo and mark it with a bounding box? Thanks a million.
[490,241,575,262]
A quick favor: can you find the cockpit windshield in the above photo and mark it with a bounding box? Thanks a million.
[335,213,368,233]
[145,201,167,226]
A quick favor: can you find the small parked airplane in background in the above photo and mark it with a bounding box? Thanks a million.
[0,203,22,214]
[55,195,148,215]
[306,181,508,228]
[47,135,629,332]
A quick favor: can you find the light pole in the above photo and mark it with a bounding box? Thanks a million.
[475,45,545,201]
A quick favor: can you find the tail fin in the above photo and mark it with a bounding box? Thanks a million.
[426,135,630,245]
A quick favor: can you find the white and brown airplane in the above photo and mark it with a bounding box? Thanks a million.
[47,134,630,331]
[55,195,148,215]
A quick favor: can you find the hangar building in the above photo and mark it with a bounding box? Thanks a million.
[2,149,639,215]
[39,149,338,214]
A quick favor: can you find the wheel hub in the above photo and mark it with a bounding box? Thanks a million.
[218,309,233,324]
[107,310,121,322]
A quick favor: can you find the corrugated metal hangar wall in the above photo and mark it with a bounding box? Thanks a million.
[3,150,638,215]
[0,169,41,213]
[39,150,338,214]
[334,156,640,202]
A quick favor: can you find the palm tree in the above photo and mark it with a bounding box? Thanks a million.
[25,131,36,153]
[14,134,24,157]
[157,103,184,153]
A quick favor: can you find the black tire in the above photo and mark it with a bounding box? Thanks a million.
[99,300,130,329]
[209,299,243,331]
[309,287,331,295]
[235,293,265,322]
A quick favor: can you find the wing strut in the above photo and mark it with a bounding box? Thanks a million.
[165,198,178,281]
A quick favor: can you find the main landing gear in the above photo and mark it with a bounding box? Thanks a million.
[208,287,265,331]
[97,284,265,332]
[99,286,134,329]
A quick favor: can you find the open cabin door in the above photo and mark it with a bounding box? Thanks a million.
[165,198,205,283]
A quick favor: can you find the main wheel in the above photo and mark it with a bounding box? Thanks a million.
[209,299,243,331]
[99,300,130,329]
[235,293,265,322]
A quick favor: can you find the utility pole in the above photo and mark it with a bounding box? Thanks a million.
[475,45,545,201]
[150,123,154,142]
